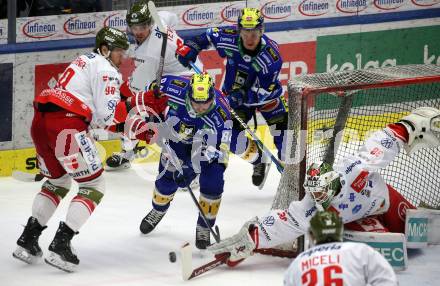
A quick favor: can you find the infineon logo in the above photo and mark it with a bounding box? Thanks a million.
[63,16,96,36]
[299,0,330,16]
[22,19,56,39]
[373,0,405,10]
[261,1,292,19]
[221,3,244,23]
[336,0,368,13]
[104,13,127,29]
[411,0,440,7]
[182,7,214,26]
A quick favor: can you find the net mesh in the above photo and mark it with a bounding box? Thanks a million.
[273,64,440,254]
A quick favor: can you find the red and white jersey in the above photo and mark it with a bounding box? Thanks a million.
[128,11,202,92]
[36,52,122,128]
[253,128,403,248]
[284,241,398,286]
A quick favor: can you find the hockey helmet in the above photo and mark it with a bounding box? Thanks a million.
[238,8,264,31]
[95,27,129,51]
[126,0,152,27]
[304,162,341,210]
[186,73,216,116]
[309,211,343,244]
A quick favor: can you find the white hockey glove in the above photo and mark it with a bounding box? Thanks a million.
[399,107,440,154]
[207,217,258,267]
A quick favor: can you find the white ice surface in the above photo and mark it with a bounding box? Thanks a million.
[1,157,439,286]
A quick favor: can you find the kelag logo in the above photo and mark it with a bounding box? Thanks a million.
[220,3,244,23]
[63,16,96,36]
[182,7,214,26]
[261,1,292,19]
[299,0,330,16]
[411,0,440,7]
[373,0,404,10]
[22,19,56,39]
[104,12,127,29]
[336,0,368,13]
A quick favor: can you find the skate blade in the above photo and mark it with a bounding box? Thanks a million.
[105,162,131,171]
[258,163,272,190]
[44,252,77,273]
[12,246,41,264]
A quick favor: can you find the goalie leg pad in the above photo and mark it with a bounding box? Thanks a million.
[343,230,407,271]
[399,106,440,154]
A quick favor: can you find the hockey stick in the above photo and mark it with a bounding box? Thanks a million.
[179,243,296,280]
[148,1,167,96]
[160,138,221,242]
[189,62,284,173]
[12,171,45,182]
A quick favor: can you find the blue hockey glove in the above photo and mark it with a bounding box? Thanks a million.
[176,44,199,68]
[227,90,245,109]
[173,165,197,188]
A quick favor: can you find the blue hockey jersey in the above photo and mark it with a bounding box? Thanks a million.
[187,26,283,107]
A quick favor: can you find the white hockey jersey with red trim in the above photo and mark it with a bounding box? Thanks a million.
[283,241,397,286]
[54,52,122,127]
[128,11,202,92]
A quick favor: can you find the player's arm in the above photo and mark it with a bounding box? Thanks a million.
[175,27,225,67]
[247,52,283,106]
[92,70,122,127]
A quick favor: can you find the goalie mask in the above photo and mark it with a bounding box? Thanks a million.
[304,162,341,210]
[309,211,343,245]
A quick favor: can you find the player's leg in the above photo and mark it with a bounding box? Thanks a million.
[258,98,288,187]
[196,161,226,249]
[13,111,72,265]
[44,115,103,272]
[231,107,267,187]
[379,185,416,233]
[139,152,179,234]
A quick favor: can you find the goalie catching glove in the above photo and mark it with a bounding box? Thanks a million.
[397,106,440,154]
[207,217,259,267]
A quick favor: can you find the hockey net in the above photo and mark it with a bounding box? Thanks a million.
[272,64,440,255]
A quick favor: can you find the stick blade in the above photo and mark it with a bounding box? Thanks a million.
[180,242,192,280]
[12,171,44,182]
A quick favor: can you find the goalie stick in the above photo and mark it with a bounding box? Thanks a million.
[180,243,297,280]
[189,62,284,174]
[148,1,167,96]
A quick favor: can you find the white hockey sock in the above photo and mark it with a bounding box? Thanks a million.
[32,175,71,226]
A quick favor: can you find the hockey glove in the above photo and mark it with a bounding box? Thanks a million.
[173,165,197,188]
[227,90,245,110]
[208,217,258,267]
[176,44,199,68]
[127,90,168,117]
[123,115,158,144]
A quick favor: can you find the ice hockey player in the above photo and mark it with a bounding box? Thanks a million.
[12,27,167,272]
[139,72,264,249]
[106,0,203,170]
[284,211,398,286]
[208,107,440,266]
[176,7,287,188]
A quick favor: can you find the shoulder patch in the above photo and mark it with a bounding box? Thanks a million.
[84,52,96,59]
[170,79,188,88]
[266,47,279,62]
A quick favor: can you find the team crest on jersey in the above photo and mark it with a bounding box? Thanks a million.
[178,122,195,140]
[171,79,188,88]
[266,47,279,62]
